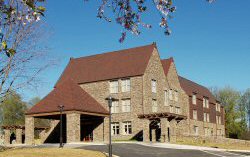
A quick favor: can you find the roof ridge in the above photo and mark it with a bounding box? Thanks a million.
[179,75,210,91]
[71,43,155,61]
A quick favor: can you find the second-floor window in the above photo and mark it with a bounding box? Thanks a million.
[111,100,119,113]
[193,110,197,120]
[151,80,157,93]
[204,113,210,122]
[121,79,130,92]
[164,90,169,106]
[192,94,197,105]
[175,107,181,114]
[203,97,209,108]
[111,122,120,135]
[123,121,132,135]
[110,80,118,93]
[216,116,222,125]
[122,99,131,112]
[152,99,157,112]
[170,105,174,113]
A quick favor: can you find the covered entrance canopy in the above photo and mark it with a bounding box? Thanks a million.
[138,112,187,122]
[138,112,187,143]
[25,79,109,144]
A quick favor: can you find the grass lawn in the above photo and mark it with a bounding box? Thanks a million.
[0,148,106,157]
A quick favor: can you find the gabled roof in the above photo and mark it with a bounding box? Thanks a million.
[26,79,109,115]
[55,44,156,87]
[161,57,174,76]
[178,76,217,104]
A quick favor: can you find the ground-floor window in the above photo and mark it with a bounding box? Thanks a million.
[111,122,120,135]
[204,127,211,136]
[193,126,199,136]
[123,121,132,135]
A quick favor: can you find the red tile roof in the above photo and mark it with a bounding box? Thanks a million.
[161,57,174,76]
[55,44,156,87]
[178,76,217,104]
[26,79,109,115]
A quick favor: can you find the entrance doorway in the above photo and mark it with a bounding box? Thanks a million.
[81,123,93,142]
[149,119,161,142]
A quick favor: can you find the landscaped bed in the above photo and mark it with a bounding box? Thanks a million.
[0,148,106,157]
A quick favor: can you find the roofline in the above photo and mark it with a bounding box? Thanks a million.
[72,43,157,61]
[26,110,109,117]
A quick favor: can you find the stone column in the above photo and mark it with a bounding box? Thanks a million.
[93,118,104,142]
[142,119,150,142]
[66,113,80,143]
[103,117,109,143]
[4,129,10,145]
[160,118,170,142]
[169,119,177,143]
[25,116,34,145]
[16,129,23,144]
[151,129,156,142]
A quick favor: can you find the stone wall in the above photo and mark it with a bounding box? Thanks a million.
[25,116,34,145]
[66,113,80,143]
[81,75,144,141]
[176,135,250,147]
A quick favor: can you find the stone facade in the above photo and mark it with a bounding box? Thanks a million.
[80,48,191,142]
[66,113,80,143]
[24,44,226,144]
[25,116,34,145]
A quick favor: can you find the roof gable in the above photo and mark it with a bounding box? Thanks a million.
[161,57,174,76]
[26,79,109,115]
[56,44,155,87]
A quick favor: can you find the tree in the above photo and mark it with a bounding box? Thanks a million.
[211,86,248,139]
[0,0,53,99]
[240,89,250,131]
[92,0,215,42]
[28,96,50,127]
[0,91,27,126]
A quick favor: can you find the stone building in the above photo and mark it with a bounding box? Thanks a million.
[24,43,225,144]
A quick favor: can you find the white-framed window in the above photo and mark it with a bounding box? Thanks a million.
[194,126,199,136]
[111,122,120,135]
[169,89,173,101]
[110,80,118,93]
[151,79,157,93]
[175,107,181,114]
[192,94,197,105]
[122,99,131,112]
[164,90,169,106]
[152,99,157,112]
[217,129,222,136]
[121,79,130,92]
[216,103,221,112]
[216,116,221,125]
[123,121,132,135]
[193,110,197,120]
[170,105,174,113]
[203,97,209,108]
[111,100,119,113]
[204,127,211,136]
[204,113,210,122]
[174,90,178,102]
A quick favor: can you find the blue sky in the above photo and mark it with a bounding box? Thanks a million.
[22,0,250,101]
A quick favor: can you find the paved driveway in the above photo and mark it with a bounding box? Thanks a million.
[78,143,246,157]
